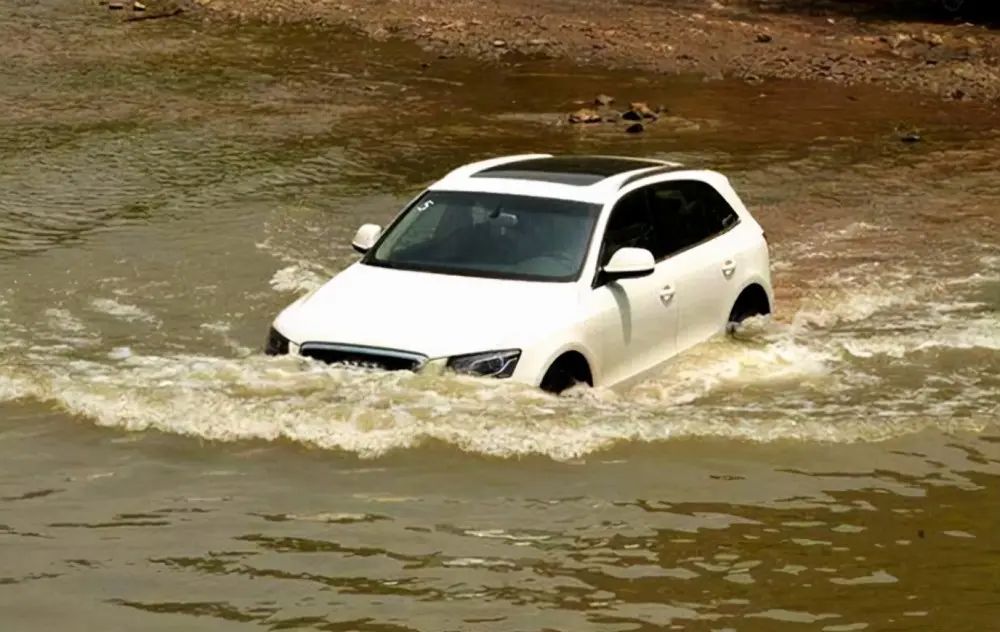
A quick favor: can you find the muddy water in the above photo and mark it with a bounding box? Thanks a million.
[2,2,1000,630]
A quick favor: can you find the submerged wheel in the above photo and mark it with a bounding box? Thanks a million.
[727,284,771,333]
[540,352,593,395]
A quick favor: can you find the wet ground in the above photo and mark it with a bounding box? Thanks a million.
[1,2,999,630]
[204,0,1000,103]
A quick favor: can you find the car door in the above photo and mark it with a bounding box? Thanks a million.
[584,186,679,386]
[648,180,743,352]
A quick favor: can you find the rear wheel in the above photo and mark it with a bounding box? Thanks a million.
[727,284,771,334]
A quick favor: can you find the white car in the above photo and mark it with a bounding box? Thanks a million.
[266,154,773,393]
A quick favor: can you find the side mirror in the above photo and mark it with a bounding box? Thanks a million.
[352,223,382,254]
[602,247,655,282]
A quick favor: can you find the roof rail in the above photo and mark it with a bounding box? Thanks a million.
[617,164,686,189]
[443,154,553,181]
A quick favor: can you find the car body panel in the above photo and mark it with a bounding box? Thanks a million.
[273,263,583,362]
[268,156,773,391]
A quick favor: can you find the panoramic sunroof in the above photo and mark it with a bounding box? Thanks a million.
[472,156,665,186]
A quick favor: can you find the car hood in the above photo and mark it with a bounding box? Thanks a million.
[274,263,581,358]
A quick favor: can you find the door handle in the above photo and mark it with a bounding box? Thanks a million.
[721,259,736,278]
[659,284,675,303]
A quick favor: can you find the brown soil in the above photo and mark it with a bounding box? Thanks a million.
[192,0,1000,104]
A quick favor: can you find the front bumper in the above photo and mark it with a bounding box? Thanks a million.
[265,326,521,380]
[264,327,290,355]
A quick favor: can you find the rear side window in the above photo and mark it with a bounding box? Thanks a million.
[648,180,739,257]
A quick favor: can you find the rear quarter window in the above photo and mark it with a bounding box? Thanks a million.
[648,180,740,255]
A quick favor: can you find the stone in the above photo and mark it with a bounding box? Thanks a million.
[133,1,146,10]
[594,93,615,107]
[899,131,922,143]
[628,101,658,120]
[625,123,645,134]
[756,32,773,44]
[492,39,507,48]
[568,108,602,124]
[108,1,125,9]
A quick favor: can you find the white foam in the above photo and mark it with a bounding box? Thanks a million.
[791,285,918,329]
[0,374,30,400]
[269,265,327,294]
[44,308,88,335]
[631,328,834,405]
[0,339,991,460]
[89,298,159,325]
[1,265,996,459]
[841,315,1000,358]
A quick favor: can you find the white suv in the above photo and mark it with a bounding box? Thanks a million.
[266,154,772,393]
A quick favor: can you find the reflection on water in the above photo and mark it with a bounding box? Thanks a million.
[0,0,999,630]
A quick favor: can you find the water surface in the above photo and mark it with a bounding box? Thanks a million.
[1,2,999,630]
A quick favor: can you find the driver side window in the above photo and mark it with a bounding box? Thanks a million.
[601,188,657,265]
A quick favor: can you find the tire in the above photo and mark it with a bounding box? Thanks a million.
[540,365,576,394]
[726,285,770,335]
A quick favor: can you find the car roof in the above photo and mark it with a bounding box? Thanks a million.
[431,154,702,203]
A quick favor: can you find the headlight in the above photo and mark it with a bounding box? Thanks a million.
[446,349,520,378]
[265,326,290,356]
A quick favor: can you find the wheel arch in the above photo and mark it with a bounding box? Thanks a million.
[536,344,598,392]
[729,280,772,322]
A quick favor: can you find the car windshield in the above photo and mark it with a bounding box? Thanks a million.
[365,191,601,281]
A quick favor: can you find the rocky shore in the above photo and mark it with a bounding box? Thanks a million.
[134,0,1000,104]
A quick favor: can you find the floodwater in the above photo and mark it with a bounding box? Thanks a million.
[2,1,999,630]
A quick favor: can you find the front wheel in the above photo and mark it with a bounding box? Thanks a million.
[539,352,594,395]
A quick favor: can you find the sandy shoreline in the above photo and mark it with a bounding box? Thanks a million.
[179,0,1000,105]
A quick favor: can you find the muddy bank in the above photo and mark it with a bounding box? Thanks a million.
[184,0,1000,104]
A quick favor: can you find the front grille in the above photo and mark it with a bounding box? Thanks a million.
[299,343,426,372]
